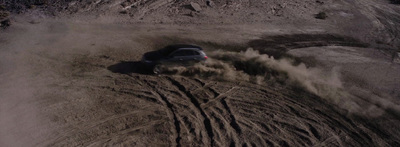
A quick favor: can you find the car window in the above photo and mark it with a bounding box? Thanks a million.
[158,47,177,56]
[171,50,194,57]
[192,51,200,55]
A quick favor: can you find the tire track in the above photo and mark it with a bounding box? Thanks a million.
[140,77,182,147]
[220,98,242,134]
[154,91,182,147]
[202,86,238,108]
[207,106,241,146]
[166,77,215,146]
[84,120,165,146]
[173,79,244,146]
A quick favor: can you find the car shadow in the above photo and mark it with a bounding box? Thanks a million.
[107,61,152,75]
[390,0,400,4]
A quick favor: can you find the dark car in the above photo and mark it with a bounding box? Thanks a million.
[141,44,208,74]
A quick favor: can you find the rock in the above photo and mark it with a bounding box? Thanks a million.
[119,10,128,14]
[28,5,37,9]
[190,2,202,12]
[0,5,5,10]
[206,0,214,7]
[316,0,324,4]
[34,0,48,5]
[1,19,11,28]
[393,51,400,63]
[186,11,196,17]
[121,1,131,8]
[315,12,327,19]
[29,20,40,24]
[0,11,9,18]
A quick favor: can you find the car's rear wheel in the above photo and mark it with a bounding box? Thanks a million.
[153,64,164,74]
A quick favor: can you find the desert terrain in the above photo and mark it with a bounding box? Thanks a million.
[1,0,400,146]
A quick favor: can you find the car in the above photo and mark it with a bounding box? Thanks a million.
[141,44,208,74]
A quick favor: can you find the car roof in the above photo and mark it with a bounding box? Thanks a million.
[159,44,202,56]
[166,44,202,50]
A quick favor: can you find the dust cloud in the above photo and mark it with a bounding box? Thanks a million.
[166,48,343,95]
[165,48,400,117]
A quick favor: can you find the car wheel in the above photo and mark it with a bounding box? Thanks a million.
[153,65,163,74]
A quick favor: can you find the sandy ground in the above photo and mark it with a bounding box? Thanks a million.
[0,18,399,146]
[1,0,400,146]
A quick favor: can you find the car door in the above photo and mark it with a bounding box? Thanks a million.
[191,50,203,61]
[168,49,195,65]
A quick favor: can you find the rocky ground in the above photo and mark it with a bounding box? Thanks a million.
[1,0,400,146]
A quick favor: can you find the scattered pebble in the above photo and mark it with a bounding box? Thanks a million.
[190,2,202,12]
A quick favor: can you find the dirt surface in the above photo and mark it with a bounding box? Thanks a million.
[1,0,400,146]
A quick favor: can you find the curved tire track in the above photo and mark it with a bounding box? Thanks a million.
[166,77,215,146]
